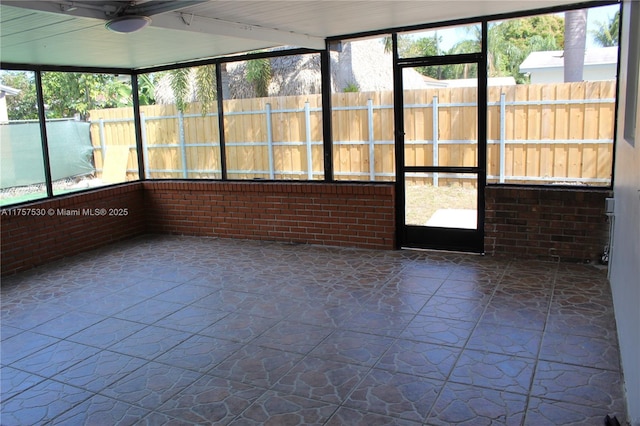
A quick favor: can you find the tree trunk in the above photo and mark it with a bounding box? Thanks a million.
[220,63,231,100]
[564,9,588,82]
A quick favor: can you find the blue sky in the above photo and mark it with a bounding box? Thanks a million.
[417,3,620,51]
[586,4,620,47]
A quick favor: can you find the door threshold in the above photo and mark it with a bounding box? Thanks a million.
[400,246,485,256]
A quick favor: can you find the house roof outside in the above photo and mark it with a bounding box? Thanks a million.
[0,84,20,96]
[519,46,618,73]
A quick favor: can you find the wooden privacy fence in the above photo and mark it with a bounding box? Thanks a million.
[88,80,615,186]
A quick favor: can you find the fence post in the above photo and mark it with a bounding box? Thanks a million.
[499,92,506,183]
[178,111,187,178]
[266,103,275,179]
[305,102,313,180]
[367,99,375,180]
[432,95,439,187]
[140,112,150,179]
[98,118,106,178]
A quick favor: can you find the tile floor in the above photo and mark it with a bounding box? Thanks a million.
[0,235,626,425]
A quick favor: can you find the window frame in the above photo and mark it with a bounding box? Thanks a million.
[0,0,622,208]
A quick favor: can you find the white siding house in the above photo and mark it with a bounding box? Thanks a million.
[519,46,618,83]
[0,84,20,123]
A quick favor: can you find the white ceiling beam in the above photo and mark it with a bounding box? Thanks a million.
[150,12,326,51]
[1,1,204,21]
[2,1,111,20]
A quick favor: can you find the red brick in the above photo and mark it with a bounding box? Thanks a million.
[484,186,609,262]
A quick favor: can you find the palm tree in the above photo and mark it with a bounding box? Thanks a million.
[169,64,218,114]
[440,39,477,79]
[195,64,217,113]
[169,67,190,112]
[564,9,588,82]
[245,57,272,97]
[591,10,620,47]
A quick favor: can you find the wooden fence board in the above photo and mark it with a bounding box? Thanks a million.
[513,85,528,178]
[553,84,569,178]
[88,81,615,185]
[597,81,615,180]
[486,87,500,180]
[462,87,477,167]
[526,84,542,178]
[568,83,586,178]
[539,84,555,180]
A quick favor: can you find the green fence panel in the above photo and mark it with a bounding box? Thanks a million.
[1,120,94,189]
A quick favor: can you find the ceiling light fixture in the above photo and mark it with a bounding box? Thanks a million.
[105,15,151,33]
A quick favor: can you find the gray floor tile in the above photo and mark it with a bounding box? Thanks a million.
[0,236,626,425]
[427,382,527,425]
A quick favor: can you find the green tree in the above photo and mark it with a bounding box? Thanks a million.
[245,57,272,98]
[343,82,359,92]
[105,74,156,107]
[131,74,155,106]
[0,71,38,120]
[383,35,418,56]
[167,65,217,114]
[195,65,217,114]
[410,35,446,79]
[41,72,128,119]
[591,10,619,47]
[484,16,563,83]
[444,38,481,79]
[169,68,191,113]
[407,34,441,57]
[0,71,133,120]
[404,15,563,83]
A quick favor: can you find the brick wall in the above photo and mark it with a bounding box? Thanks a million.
[2,180,612,275]
[1,184,145,275]
[485,186,611,262]
[143,181,396,250]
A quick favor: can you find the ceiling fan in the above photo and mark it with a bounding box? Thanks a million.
[52,0,207,33]
[105,1,206,33]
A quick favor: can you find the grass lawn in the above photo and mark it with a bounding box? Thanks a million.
[405,184,477,226]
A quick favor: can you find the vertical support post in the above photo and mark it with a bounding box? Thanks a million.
[98,119,106,177]
[140,112,150,178]
[392,33,406,247]
[320,48,333,181]
[305,101,313,180]
[215,64,227,180]
[367,99,375,180]
[35,70,53,197]
[432,95,439,187]
[266,103,275,179]
[178,111,187,178]
[499,92,506,183]
[131,73,146,180]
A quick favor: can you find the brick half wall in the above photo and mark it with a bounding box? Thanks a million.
[484,186,611,262]
[3,181,612,275]
[1,184,146,275]
[143,181,395,250]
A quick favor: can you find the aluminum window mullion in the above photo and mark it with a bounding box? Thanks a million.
[215,64,228,180]
[35,70,53,198]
